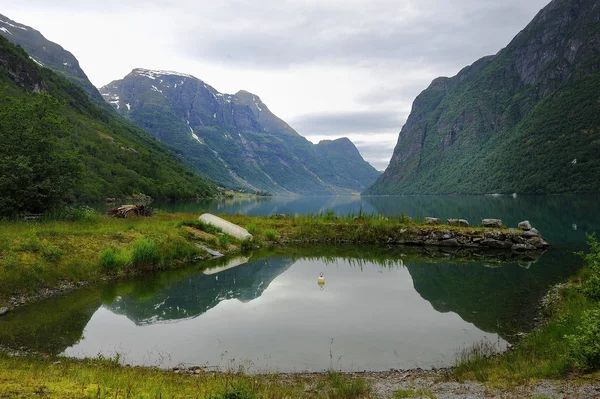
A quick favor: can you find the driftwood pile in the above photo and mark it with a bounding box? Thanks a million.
[108,204,153,218]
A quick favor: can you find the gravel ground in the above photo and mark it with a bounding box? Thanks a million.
[276,369,600,398]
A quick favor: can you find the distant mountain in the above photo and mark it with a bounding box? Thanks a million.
[315,138,382,192]
[365,0,600,195]
[101,69,380,194]
[0,13,106,108]
[0,35,215,215]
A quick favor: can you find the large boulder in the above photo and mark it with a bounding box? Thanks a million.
[424,217,441,225]
[0,307,9,317]
[482,219,503,228]
[199,214,253,240]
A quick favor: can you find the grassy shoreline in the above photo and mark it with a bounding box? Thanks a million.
[452,235,600,386]
[1,211,598,397]
[1,210,530,306]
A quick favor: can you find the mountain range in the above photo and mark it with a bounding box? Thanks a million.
[366,0,600,195]
[100,69,380,194]
[0,13,380,197]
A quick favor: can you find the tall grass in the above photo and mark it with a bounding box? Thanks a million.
[453,235,600,385]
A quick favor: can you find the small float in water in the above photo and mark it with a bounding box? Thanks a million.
[318,272,326,290]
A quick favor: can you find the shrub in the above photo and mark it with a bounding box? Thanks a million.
[99,248,131,270]
[41,242,64,261]
[131,238,159,267]
[219,235,230,249]
[246,223,260,235]
[19,235,42,252]
[567,307,600,371]
[240,238,254,252]
[579,235,600,300]
[263,229,279,241]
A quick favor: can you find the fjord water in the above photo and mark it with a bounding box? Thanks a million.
[3,195,598,372]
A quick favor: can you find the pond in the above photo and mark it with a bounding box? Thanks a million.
[2,195,599,372]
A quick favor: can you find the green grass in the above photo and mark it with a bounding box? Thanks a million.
[0,210,531,306]
[0,353,375,399]
[222,212,501,246]
[0,212,242,305]
[452,235,600,386]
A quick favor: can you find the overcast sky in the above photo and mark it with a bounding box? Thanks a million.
[3,0,549,170]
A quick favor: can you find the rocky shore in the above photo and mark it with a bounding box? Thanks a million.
[389,218,549,251]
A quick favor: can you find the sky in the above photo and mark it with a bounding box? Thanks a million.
[2,0,550,170]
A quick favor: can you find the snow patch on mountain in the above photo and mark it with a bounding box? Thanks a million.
[0,18,27,31]
[28,56,44,67]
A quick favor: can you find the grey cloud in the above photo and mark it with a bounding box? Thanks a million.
[352,142,397,170]
[177,0,550,71]
[290,111,404,136]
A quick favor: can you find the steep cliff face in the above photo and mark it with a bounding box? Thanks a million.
[0,13,106,107]
[101,69,380,194]
[366,0,600,195]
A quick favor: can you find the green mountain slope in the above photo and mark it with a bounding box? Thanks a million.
[101,70,380,194]
[0,14,107,108]
[365,0,600,195]
[0,35,215,216]
[315,138,382,192]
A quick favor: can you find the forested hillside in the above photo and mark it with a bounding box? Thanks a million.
[0,36,215,216]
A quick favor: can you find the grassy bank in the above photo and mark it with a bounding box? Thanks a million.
[0,353,372,398]
[1,209,513,305]
[0,211,244,305]
[452,235,600,386]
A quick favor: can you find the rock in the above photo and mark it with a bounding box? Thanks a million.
[270,214,288,219]
[424,217,441,225]
[0,307,9,317]
[523,228,540,238]
[447,218,469,227]
[527,236,548,248]
[439,238,460,247]
[481,239,512,249]
[512,243,535,251]
[482,219,503,228]
[199,213,253,240]
[518,220,532,230]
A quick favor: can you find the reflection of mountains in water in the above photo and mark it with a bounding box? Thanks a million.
[405,250,579,342]
[107,256,295,325]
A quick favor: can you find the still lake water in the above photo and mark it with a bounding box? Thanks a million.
[2,195,599,372]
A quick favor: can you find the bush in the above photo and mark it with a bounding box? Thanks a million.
[219,235,230,249]
[579,235,600,300]
[567,307,600,371]
[19,236,42,252]
[41,242,64,261]
[99,248,131,270]
[245,223,260,235]
[131,238,159,267]
[263,229,279,241]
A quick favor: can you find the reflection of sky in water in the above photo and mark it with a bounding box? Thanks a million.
[64,257,505,372]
